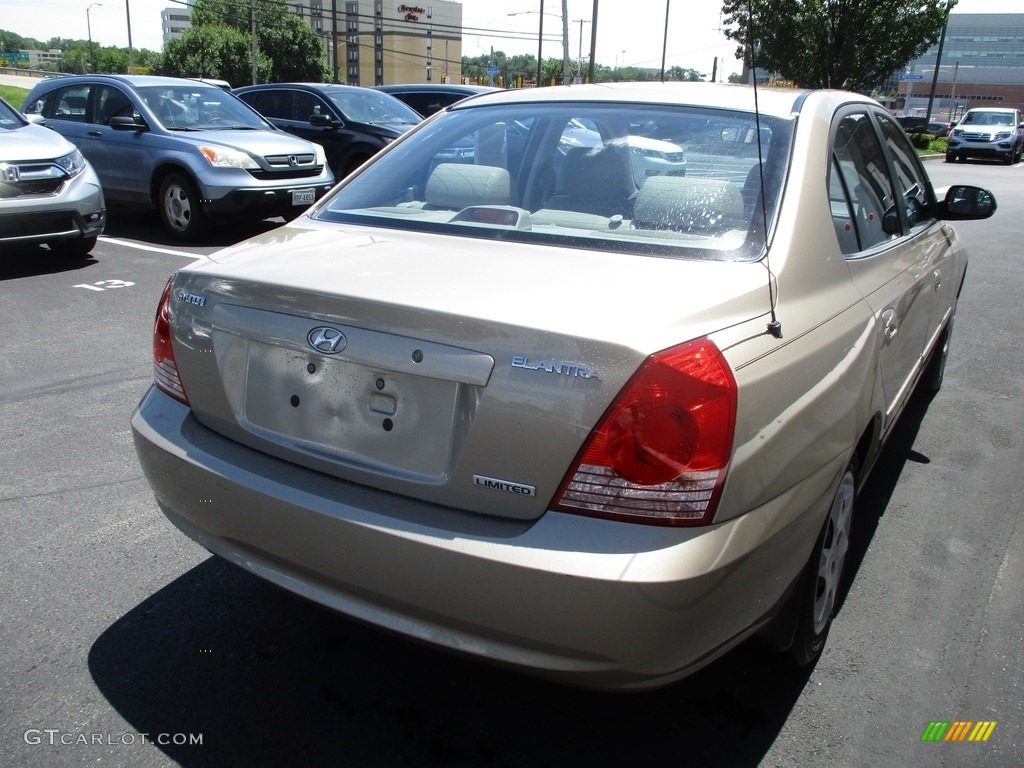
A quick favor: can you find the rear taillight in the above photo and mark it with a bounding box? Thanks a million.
[153,275,189,405]
[553,338,736,526]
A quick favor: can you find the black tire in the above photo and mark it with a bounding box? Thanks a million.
[944,152,956,163]
[158,172,207,240]
[49,236,97,258]
[788,460,856,667]
[923,309,955,394]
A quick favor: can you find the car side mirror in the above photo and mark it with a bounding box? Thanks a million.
[937,185,997,221]
[309,113,339,128]
[109,115,147,131]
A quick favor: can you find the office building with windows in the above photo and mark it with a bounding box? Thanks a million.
[159,2,463,87]
[898,13,1024,120]
[319,1,463,86]
[161,7,193,44]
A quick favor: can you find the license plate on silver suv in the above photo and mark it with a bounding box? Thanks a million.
[292,188,316,205]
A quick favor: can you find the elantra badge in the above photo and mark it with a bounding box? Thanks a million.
[511,355,601,380]
[307,326,347,354]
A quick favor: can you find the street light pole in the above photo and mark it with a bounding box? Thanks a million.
[86,2,102,74]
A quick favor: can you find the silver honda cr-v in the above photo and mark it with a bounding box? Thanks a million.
[1,96,105,257]
[22,75,334,240]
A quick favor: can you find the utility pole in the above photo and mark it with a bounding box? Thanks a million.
[587,0,598,84]
[561,0,570,85]
[250,0,258,84]
[660,0,670,82]
[332,0,338,83]
[125,0,133,73]
[573,18,591,81]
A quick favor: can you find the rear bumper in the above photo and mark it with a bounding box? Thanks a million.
[131,386,836,690]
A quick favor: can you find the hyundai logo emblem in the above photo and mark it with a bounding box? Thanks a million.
[307,326,347,354]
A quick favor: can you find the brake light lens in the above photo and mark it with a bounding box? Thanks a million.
[153,275,189,405]
[553,338,736,526]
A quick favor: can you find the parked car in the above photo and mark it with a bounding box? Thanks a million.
[234,83,421,180]
[896,114,930,134]
[946,107,1024,164]
[20,75,334,240]
[928,120,951,138]
[373,83,500,117]
[0,96,105,257]
[133,83,996,690]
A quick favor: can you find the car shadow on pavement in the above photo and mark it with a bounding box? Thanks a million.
[87,388,935,768]
[89,559,811,767]
[0,246,97,280]
[104,208,287,248]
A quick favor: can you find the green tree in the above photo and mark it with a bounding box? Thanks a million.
[721,0,954,90]
[189,0,326,83]
[159,25,271,85]
[665,66,705,81]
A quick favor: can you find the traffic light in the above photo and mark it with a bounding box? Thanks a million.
[460,76,466,84]
[497,74,504,88]
[516,74,523,89]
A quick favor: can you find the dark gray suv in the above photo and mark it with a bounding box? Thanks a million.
[22,75,335,240]
[234,83,420,180]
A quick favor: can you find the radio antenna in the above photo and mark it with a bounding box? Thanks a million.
[748,0,783,339]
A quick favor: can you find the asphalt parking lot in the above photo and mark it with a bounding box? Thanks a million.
[1,104,1022,767]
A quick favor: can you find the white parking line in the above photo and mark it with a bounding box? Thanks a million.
[100,237,207,259]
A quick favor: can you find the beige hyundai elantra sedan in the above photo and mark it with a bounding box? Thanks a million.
[132,83,996,690]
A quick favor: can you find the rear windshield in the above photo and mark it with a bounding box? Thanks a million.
[311,101,794,261]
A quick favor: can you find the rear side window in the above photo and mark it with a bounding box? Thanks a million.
[876,114,934,231]
[26,85,92,122]
[830,113,897,254]
[247,90,293,120]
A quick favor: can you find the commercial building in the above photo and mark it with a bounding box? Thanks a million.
[159,1,464,87]
[898,13,1024,121]
[161,7,192,43]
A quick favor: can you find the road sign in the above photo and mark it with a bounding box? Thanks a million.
[485,66,500,75]
[900,74,925,80]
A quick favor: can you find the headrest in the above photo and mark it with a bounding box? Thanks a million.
[425,163,510,209]
[633,176,745,232]
[559,145,635,195]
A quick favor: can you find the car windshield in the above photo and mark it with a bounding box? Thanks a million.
[962,111,1015,126]
[0,98,25,128]
[328,90,421,126]
[136,85,270,131]
[312,101,793,261]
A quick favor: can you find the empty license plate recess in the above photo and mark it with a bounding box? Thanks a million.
[210,305,495,480]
